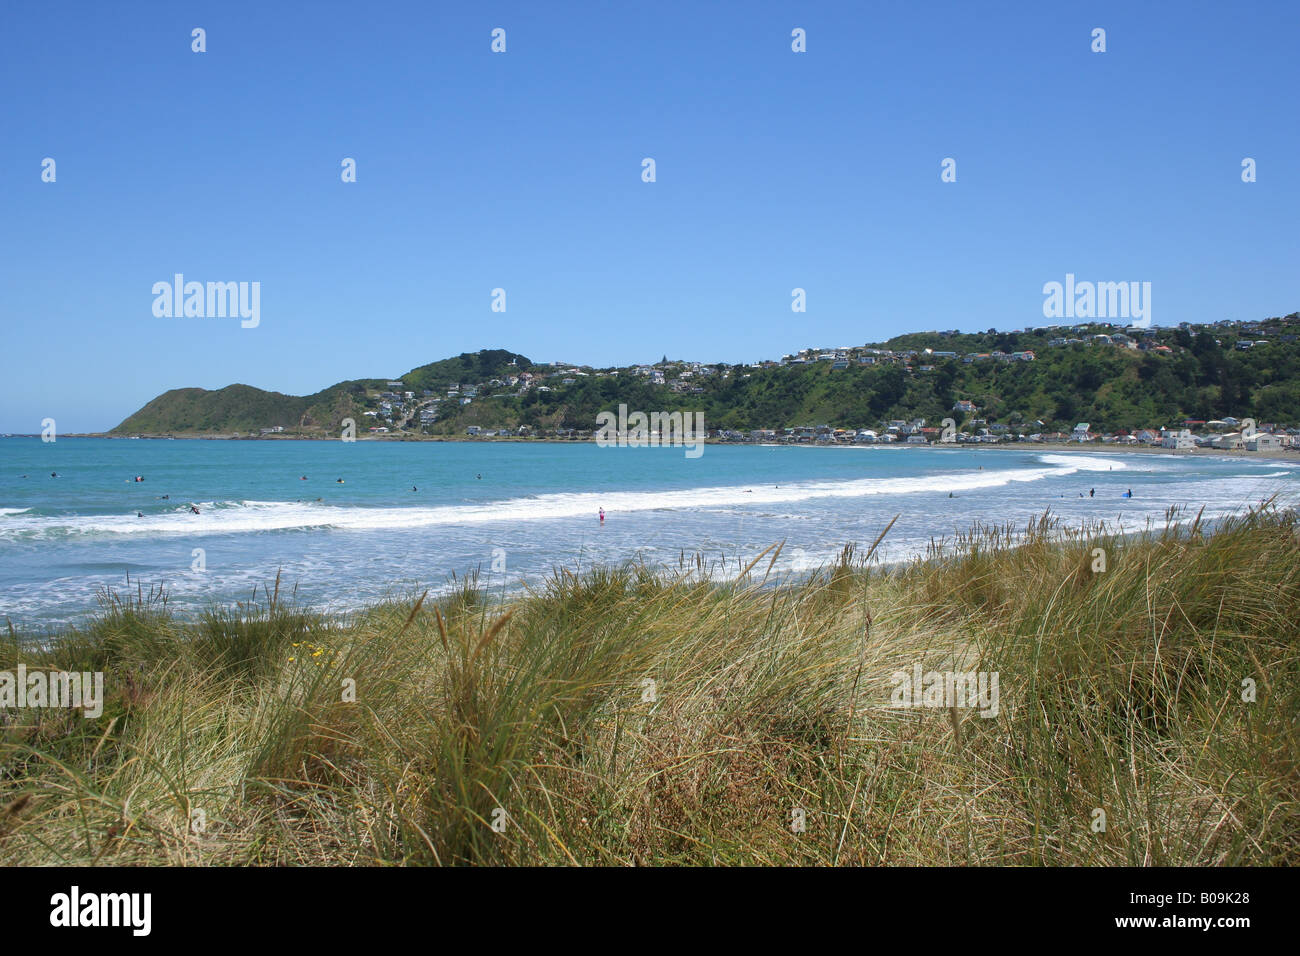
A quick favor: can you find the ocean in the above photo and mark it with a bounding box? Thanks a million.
[2,437,1298,629]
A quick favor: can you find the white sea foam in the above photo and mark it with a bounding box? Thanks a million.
[1035,454,1129,472]
[3,455,1295,545]
[0,462,1094,540]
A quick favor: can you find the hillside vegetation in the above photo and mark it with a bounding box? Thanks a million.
[112,381,381,436]
[108,315,1300,436]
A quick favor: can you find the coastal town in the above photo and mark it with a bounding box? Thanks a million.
[327,313,1300,452]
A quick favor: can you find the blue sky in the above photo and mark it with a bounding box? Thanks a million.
[1,1,1296,432]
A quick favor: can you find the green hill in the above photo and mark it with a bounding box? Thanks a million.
[107,318,1300,437]
[110,380,383,436]
[401,349,532,393]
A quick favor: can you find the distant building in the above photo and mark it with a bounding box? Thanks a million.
[1247,433,1283,451]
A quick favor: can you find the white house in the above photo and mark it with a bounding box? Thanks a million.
[1246,433,1283,451]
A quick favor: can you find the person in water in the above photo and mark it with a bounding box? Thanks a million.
[412,486,418,492]
[1123,488,1133,498]
[300,476,308,481]
[599,507,605,523]
[1090,488,1095,497]
[336,478,345,484]
[50,472,59,478]
[137,511,144,518]
[190,504,201,514]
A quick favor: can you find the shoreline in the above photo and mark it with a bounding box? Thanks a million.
[29,433,1300,462]
[8,494,1291,637]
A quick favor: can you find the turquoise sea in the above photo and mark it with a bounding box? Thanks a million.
[2,437,1298,629]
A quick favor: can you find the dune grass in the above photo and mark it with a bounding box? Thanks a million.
[1,504,1296,866]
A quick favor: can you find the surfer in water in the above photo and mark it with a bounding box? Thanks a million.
[336,478,345,484]
[137,511,144,518]
[50,472,59,478]
[599,507,605,524]
[411,486,418,492]
[1123,488,1133,498]
[190,504,201,514]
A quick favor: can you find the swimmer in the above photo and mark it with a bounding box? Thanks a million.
[300,476,308,481]
[137,511,144,518]
[1123,488,1132,498]
[476,474,482,480]
[336,478,345,484]
[1090,488,1094,497]
[411,486,418,492]
[599,507,605,523]
[50,472,59,478]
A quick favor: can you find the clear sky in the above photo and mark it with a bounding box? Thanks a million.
[2,1,1297,432]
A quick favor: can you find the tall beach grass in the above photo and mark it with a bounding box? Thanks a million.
[1,505,1296,865]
